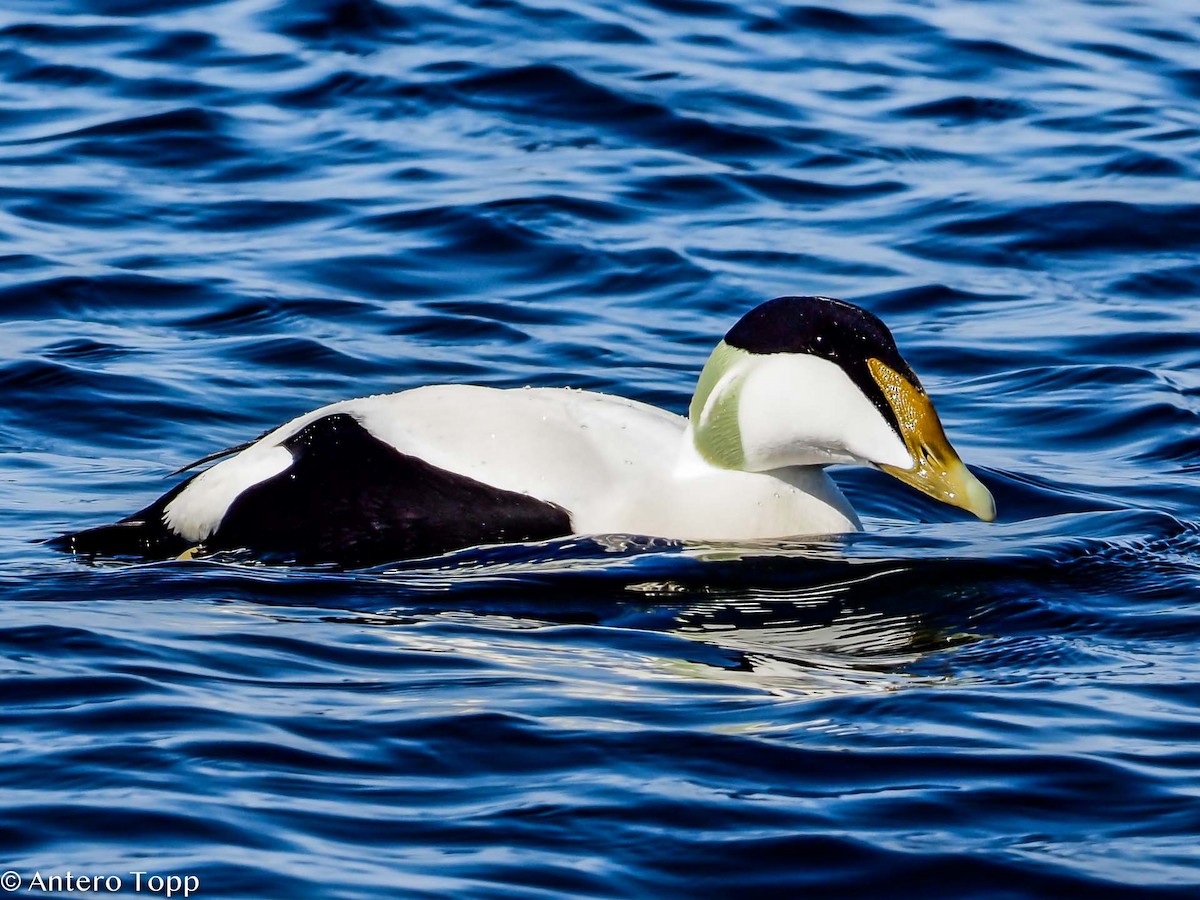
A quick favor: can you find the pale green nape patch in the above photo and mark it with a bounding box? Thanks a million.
[688,340,750,469]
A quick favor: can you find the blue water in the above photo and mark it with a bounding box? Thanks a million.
[2,0,1199,895]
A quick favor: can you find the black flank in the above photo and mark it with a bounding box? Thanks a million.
[208,413,572,567]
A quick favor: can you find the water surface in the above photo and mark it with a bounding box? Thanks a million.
[2,0,1199,895]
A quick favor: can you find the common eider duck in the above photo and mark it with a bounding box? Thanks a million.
[53,296,995,567]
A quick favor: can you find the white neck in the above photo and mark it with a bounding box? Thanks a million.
[660,422,862,539]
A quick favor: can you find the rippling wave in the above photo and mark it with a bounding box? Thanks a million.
[2,0,1199,894]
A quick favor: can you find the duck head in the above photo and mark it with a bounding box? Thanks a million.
[688,296,995,521]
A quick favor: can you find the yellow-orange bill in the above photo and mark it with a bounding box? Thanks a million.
[868,358,996,522]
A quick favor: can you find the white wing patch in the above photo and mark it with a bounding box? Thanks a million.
[163,445,293,542]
